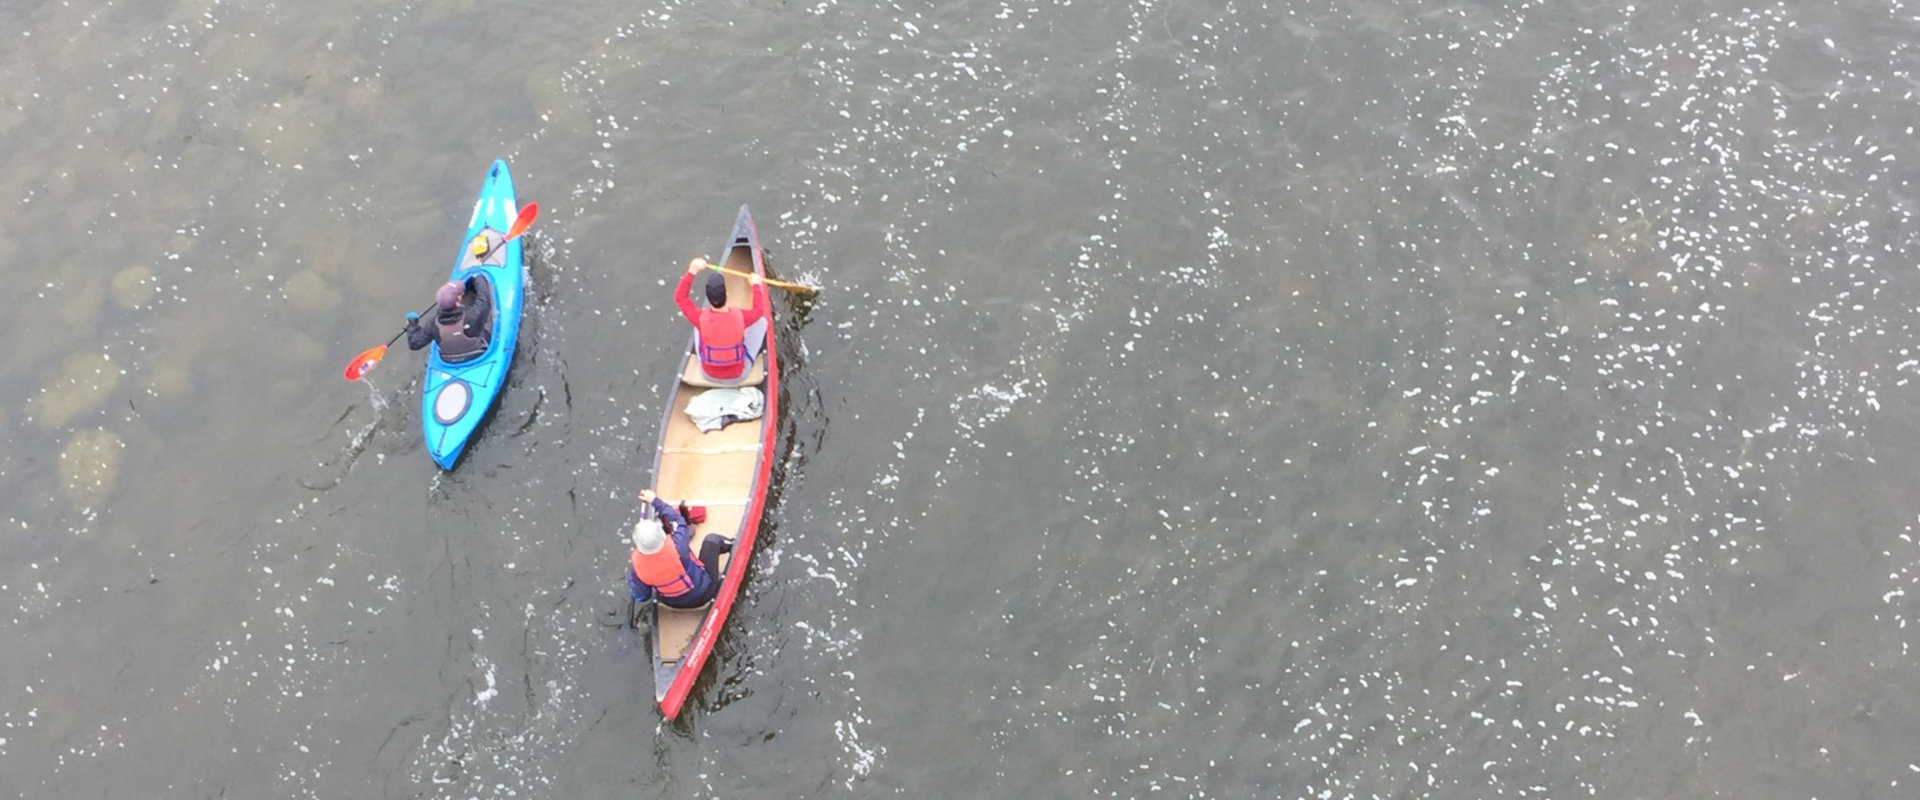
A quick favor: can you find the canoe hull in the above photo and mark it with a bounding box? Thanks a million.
[646,205,778,719]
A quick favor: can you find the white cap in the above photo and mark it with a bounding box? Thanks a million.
[632,520,665,554]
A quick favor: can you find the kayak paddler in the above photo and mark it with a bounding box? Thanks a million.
[406,246,494,363]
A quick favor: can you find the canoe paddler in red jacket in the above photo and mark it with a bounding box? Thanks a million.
[675,257,769,383]
[627,489,733,609]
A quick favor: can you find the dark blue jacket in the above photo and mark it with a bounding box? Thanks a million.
[628,498,715,606]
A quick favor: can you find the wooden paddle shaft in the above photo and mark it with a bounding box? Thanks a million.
[708,263,816,293]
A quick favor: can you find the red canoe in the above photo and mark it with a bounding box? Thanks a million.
[644,204,780,719]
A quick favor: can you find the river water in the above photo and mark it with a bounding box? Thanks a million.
[6,0,1920,797]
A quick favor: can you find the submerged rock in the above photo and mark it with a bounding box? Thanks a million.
[31,351,121,429]
[146,361,193,405]
[59,428,123,509]
[283,269,341,312]
[56,276,105,327]
[111,266,159,310]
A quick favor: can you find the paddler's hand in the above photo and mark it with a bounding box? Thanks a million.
[748,273,764,286]
[639,489,656,504]
[686,258,708,275]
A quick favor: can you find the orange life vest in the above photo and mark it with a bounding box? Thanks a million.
[631,547,695,599]
[696,308,750,379]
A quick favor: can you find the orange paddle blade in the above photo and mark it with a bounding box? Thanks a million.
[505,202,539,242]
[343,344,389,381]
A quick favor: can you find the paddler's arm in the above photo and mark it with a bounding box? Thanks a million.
[463,284,493,334]
[404,312,434,350]
[743,272,770,325]
[640,490,692,544]
[675,259,704,323]
[655,499,692,546]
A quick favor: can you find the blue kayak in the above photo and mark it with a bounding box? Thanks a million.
[422,159,526,469]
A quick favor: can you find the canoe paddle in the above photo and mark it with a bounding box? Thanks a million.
[702,260,820,293]
[342,203,540,382]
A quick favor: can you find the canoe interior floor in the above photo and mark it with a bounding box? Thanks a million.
[653,377,766,661]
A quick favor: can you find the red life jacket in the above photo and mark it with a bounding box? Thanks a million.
[696,308,750,378]
[631,547,695,599]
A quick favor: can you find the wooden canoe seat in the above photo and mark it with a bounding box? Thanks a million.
[681,356,766,388]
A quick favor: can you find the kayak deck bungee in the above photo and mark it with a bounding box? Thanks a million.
[423,159,527,470]
[645,205,779,719]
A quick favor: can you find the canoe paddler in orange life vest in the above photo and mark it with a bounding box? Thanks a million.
[626,489,734,609]
[675,257,769,383]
